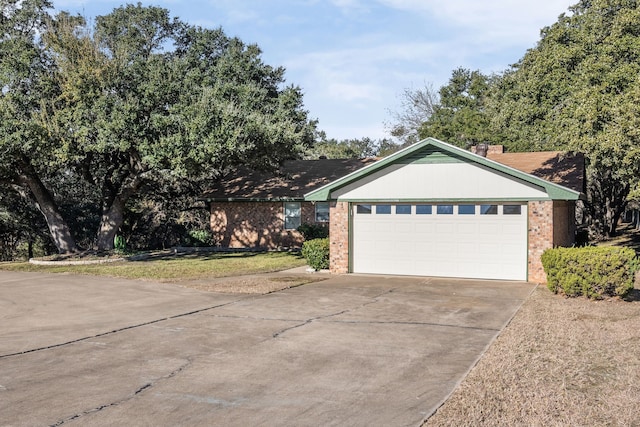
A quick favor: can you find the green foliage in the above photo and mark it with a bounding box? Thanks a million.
[491,0,640,237]
[185,229,213,247]
[541,246,638,299]
[306,136,401,159]
[1,2,316,253]
[419,68,499,147]
[113,235,126,253]
[301,238,329,270]
[297,223,329,241]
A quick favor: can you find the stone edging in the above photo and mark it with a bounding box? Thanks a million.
[29,257,126,266]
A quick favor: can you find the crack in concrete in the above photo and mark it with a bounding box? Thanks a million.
[272,287,398,338]
[0,299,245,359]
[49,359,191,426]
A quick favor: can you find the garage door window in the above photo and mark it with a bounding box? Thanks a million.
[376,204,392,214]
[416,205,432,215]
[396,205,411,214]
[458,204,475,215]
[481,204,498,215]
[356,204,372,214]
[437,205,454,215]
[503,205,522,215]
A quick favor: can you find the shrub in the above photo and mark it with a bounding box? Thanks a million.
[185,229,213,247]
[297,223,329,241]
[114,235,127,254]
[541,246,639,299]
[301,238,329,270]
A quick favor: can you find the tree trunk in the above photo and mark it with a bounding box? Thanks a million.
[16,168,78,254]
[95,196,125,251]
[95,170,148,251]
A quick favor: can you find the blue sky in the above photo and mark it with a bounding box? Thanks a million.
[54,0,576,141]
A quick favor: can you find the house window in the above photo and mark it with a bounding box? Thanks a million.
[480,204,498,215]
[437,204,454,215]
[376,204,391,214]
[503,205,522,215]
[416,205,432,215]
[396,205,411,215]
[315,202,330,222]
[284,202,301,230]
[458,204,475,215]
[356,204,372,214]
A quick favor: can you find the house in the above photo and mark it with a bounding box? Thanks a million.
[201,158,377,249]
[203,138,585,283]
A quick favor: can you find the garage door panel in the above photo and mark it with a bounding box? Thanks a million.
[353,203,527,280]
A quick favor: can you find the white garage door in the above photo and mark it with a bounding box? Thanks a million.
[352,203,527,280]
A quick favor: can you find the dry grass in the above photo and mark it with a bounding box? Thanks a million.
[425,285,640,426]
[0,252,307,282]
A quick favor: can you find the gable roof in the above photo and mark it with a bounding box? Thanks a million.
[305,138,584,202]
[201,158,377,201]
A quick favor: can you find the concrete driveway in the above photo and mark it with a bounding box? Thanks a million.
[0,271,536,426]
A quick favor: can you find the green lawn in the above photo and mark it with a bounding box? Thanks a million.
[0,252,307,282]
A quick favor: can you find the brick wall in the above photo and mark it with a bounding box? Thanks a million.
[527,200,554,283]
[329,201,349,273]
[209,201,319,249]
[528,200,577,283]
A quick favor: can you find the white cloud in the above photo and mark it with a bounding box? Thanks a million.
[378,0,574,45]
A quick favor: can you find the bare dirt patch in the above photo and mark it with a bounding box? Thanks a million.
[424,285,640,426]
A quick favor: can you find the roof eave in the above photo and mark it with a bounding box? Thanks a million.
[303,137,584,202]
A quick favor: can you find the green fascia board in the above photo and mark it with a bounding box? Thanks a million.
[304,137,583,202]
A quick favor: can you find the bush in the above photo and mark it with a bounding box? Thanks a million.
[301,238,329,270]
[114,235,127,254]
[297,223,329,241]
[541,246,638,299]
[185,229,213,247]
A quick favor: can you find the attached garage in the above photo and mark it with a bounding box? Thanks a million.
[352,202,527,280]
[305,138,584,283]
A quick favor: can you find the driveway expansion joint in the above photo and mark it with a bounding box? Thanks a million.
[49,359,192,426]
[0,299,247,359]
[271,287,398,338]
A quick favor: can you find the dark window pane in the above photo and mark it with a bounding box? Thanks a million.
[437,205,453,215]
[396,205,411,214]
[416,205,432,215]
[503,205,522,215]
[459,205,475,215]
[315,202,330,222]
[357,204,372,214]
[284,202,301,230]
[480,204,498,215]
[376,204,391,214]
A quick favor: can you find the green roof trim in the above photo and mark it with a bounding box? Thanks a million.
[304,137,584,202]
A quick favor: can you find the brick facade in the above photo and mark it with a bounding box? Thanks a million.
[329,201,350,273]
[211,199,575,282]
[527,200,576,283]
[210,201,322,249]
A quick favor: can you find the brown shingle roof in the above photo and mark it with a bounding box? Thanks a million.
[202,150,585,201]
[487,151,585,193]
[202,158,378,201]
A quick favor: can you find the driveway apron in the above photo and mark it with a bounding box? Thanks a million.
[0,271,536,426]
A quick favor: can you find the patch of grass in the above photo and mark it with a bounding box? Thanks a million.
[424,286,640,426]
[0,252,307,282]
[597,224,640,255]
